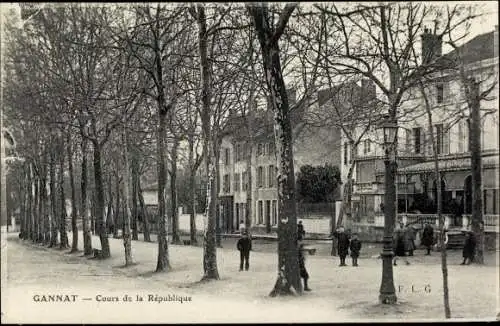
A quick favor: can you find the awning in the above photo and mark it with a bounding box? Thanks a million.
[398,155,499,174]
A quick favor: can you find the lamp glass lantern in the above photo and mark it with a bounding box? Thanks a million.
[382,118,398,147]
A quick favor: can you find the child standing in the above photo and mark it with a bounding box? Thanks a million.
[237,231,252,271]
[349,233,362,266]
[298,241,311,291]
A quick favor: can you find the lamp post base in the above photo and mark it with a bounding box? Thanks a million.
[379,293,398,304]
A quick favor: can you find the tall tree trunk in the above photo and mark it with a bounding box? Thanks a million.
[68,139,78,252]
[245,111,254,232]
[131,149,139,241]
[170,138,181,244]
[468,80,484,264]
[49,149,59,247]
[152,3,171,272]
[106,176,114,235]
[121,130,133,266]
[250,5,301,295]
[81,138,93,256]
[19,169,27,239]
[33,174,40,243]
[156,102,171,271]
[114,174,120,239]
[214,139,222,247]
[27,164,34,241]
[196,5,219,280]
[137,179,151,242]
[41,165,50,246]
[59,141,69,249]
[92,140,111,258]
[188,138,198,245]
[421,85,451,318]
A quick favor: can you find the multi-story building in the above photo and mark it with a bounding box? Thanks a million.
[351,26,499,237]
[218,82,379,233]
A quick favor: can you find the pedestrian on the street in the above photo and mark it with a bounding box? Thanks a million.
[298,240,311,291]
[404,225,416,256]
[461,231,476,265]
[393,223,410,266]
[239,219,246,235]
[237,230,252,271]
[297,220,306,241]
[422,223,435,255]
[333,226,350,266]
[349,233,362,267]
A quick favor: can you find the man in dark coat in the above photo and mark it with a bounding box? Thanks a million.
[333,227,350,266]
[349,233,362,266]
[298,241,311,291]
[297,220,305,241]
[237,231,252,271]
[461,231,476,265]
[422,223,435,255]
[393,223,410,266]
[404,225,416,256]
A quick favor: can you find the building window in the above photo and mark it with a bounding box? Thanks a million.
[258,201,263,224]
[405,129,411,152]
[257,166,264,188]
[234,173,240,192]
[458,120,464,153]
[272,200,277,226]
[413,127,421,154]
[436,83,444,104]
[363,139,371,155]
[242,171,248,191]
[257,143,263,156]
[344,142,348,165]
[265,200,271,226]
[224,148,230,165]
[268,165,275,188]
[235,143,241,162]
[223,174,230,193]
[434,124,449,155]
[269,142,275,156]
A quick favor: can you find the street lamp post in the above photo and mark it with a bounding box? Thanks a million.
[379,115,399,304]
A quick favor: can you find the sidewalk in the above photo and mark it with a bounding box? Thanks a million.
[4,231,499,322]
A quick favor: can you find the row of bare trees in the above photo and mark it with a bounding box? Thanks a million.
[4,3,495,314]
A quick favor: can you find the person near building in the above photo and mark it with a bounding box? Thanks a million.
[237,231,252,271]
[333,226,350,266]
[393,222,410,266]
[422,223,435,255]
[404,225,416,256]
[297,220,306,241]
[461,231,476,265]
[239,219,246,234]
[298,240,311,291]
[349,233,362,266]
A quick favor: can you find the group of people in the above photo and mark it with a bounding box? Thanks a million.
[235,219,478,293]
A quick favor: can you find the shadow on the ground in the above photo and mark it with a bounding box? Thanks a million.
[340,300,422,317]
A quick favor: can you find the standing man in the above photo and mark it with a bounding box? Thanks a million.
[422,223,435,255]
[461,231,476,265]
[333,226,350,266]
[237,231,252,271]
[297,220,305,241]
[404,225,416,256]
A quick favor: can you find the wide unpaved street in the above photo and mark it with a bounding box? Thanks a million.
[2,231,499,323]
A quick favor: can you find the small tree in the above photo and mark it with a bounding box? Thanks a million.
[296,164,341,203]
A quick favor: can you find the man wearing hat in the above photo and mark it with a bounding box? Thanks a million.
[298,240,311,291]
[237,230,252,271]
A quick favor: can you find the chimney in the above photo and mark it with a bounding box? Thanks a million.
[361,79,376,101]
[421,26,443,64]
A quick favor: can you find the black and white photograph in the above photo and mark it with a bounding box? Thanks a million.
[0,2,498,323]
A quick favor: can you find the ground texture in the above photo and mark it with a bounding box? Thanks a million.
[1,231,499,323]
